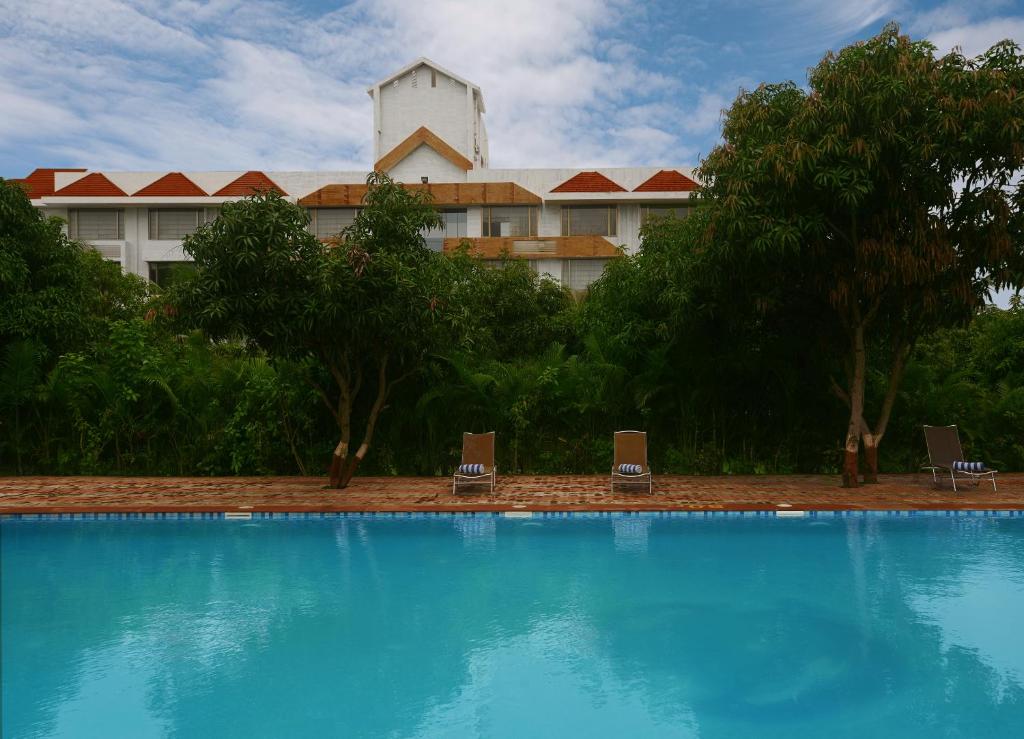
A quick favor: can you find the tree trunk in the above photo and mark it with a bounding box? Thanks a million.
[327,356,391,490]
[328,438,349,488]
[326,380,352,489]
[861,432,879,484]
[858,340,909,485]
[842,426,861,487]
[842,322,867,488]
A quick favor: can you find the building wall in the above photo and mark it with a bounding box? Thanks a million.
[33,61,694,289]
[45,196,661,284]
[388,145,468,184]
[377,64,475,164]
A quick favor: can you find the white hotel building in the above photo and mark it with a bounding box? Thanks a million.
[14,58,696,290]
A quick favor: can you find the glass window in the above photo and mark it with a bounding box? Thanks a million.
[148,209,212,240]
[311,208,359,239]
[561,206,617,236]
[641,205,691,223]
[482,207,538,237]
[68,209,123,240]
[147,261,195,288]
[564,258,610,290]
[424,208,467,251]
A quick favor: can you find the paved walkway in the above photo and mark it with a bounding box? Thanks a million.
[0,473,1021,513]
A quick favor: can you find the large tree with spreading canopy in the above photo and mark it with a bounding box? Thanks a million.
[699,23,1024,486]
[175,172,467,488]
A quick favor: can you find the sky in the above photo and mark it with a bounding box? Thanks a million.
[1,0,1022,179]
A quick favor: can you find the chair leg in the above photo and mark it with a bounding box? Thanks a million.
[991,473,997,492]
[950,470,957,493]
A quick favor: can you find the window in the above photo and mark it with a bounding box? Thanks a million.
[310,208,359,239]
[148,261,195,288]
[482,207,538,237]
[561,206,617,236]
[68,209,123,240]
[564,258,610,290]
[148,209,216,240]
[424,208,467,251]
[641,205,691,223]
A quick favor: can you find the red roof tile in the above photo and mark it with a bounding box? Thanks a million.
[133,172,207,196]
[633,169,698,192]
[551,171,627,193]
[213,171,285,196]
[10,168,88,198]
[52,173,127,197]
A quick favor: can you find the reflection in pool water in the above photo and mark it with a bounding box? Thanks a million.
[3,514,1024,738]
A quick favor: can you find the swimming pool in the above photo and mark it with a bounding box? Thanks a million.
[3,512,1024,737]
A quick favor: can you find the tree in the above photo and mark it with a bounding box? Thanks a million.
[447,249,573,360]
[0,178,147,472]
[699,24,1024,486]
[0,178,147,356]
[174,172,466,488]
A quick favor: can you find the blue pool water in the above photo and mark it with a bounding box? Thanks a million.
[3,513,1024,738]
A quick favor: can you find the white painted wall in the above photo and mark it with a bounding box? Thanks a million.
[465,206,483,238]
[377,64,474,163]
[387,145,468,184]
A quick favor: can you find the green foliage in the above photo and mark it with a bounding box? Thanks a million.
[1,29,1022,481]
[697,23,1024,483]
[171,173,469,486]
[0,178,147,356]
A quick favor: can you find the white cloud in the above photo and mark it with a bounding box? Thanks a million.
[924,17,1024,56]
[909,0,1024,55]
[2,0,697,172]
[680,91,728,135]
[2,0,1018,176]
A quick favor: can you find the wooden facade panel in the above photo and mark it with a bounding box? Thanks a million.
[442,235,622,259]
[298,184,369,207]
[299,181,542,207]
[374,126,474,172]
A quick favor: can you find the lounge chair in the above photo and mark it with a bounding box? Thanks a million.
[611,430,652,493]
[923,425,997,492]
[453,431,496,494]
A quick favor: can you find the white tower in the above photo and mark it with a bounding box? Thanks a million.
[367,58,489,182]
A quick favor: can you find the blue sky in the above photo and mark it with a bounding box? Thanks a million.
[1,0,1022,178]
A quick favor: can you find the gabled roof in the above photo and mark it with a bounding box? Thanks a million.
[11,168,88,198]
[375,126,474,172]
[52,173,127,196]
[551,171,627,193]
[368,57,485,112]
[133,172,208,196]
[213,171,285,196]
[634,169,699,192]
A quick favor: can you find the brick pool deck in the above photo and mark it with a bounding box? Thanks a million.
[0,472,1021,513]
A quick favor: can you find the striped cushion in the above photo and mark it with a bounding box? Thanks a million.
[618,463,643,475]
[953,461,987,473]
[458,463,485,475]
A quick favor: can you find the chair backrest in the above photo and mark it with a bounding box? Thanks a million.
[613,430,648,469]
[923,425,964,467]
[461,432,495,468]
